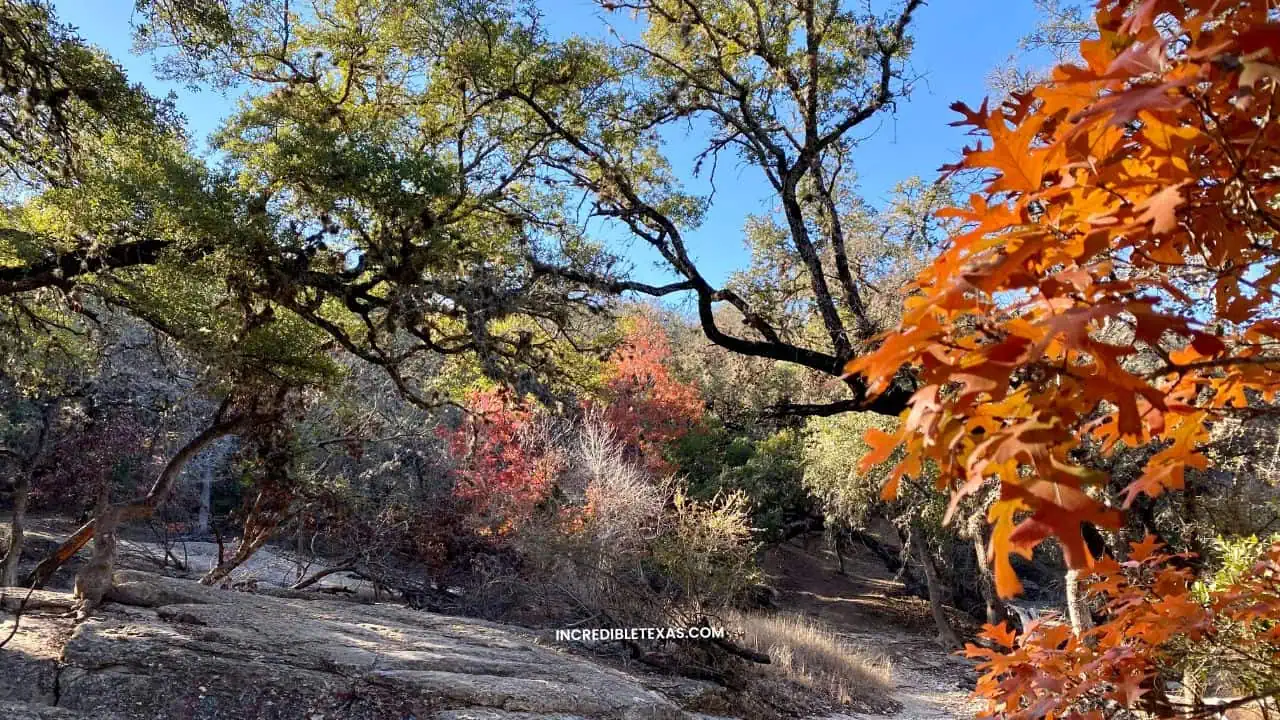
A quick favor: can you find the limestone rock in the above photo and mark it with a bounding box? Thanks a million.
[0,610,65,706]
[4,571,684,720]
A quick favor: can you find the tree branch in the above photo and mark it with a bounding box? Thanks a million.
[0,235,172,295]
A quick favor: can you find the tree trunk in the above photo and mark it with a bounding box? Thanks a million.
[1,475,31,587]
[200,538,266,586]
[912,525,962,649]
[973,529,1011,626]
[26,413,248,588]
[889,524,929,599]
[72,499,120,619]
[196,464,213,536]
[1181,665,1204,705]
[4,401,54,588]
[1064,568,1094,637]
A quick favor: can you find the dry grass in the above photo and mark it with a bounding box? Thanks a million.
[726,609,893,708]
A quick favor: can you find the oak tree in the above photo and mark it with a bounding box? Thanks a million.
[851,0,1280,714]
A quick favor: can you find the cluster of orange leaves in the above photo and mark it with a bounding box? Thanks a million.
[966,536,1280,719]
[444,388,563,534]
[852,0,1280,596]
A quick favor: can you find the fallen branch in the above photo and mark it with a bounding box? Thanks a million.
[291,559,359,591]
[712,636,771,664]
[622,641,728,683]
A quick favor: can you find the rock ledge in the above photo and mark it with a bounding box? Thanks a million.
[1,571,685,720]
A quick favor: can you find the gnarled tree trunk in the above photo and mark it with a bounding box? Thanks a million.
[911,522,962,649]
[26,409,248,588]
[72,496,120,620]
[1,475,30,587]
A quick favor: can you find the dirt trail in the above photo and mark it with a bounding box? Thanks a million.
[760,536,982,720]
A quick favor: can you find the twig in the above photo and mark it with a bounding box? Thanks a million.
[0,582,38,649]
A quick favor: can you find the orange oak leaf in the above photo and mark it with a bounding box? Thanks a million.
[965,114,1055,193]
[1134,182,1188,234]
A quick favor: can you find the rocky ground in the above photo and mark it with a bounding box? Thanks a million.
[2,570,700,720]
[1,519,982,720]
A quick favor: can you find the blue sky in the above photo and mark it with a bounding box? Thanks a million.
[49,0,1048,290]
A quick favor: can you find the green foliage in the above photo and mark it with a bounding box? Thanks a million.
[727,177,955,348]
[0,293,95,390]
[672,422,811,541]
[9,132,217,251]
[670,421,752,490]
[719,429,810,541]
[1195,533,1280,599]
[1175,534,1280,700]
[1,1,341,395]
[652,488,760,613]
[128,0,626,404]
[0,0,180,190]
[802,411,959,575]
[801,412,900,531]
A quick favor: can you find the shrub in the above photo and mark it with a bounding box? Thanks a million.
[457,411,759,631]
[801,413,897,531]
[600,313,705,474]
[672,423,813,541]
[441,389,561,534]
[652,488,761,616]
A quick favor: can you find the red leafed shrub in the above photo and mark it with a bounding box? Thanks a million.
[442,316,705,533]
[600,314,704,474]
[33,409,152,510]
[442,389,562,534]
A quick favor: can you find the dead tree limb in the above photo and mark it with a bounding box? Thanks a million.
[291,558,360,591]
[712,636,772,664]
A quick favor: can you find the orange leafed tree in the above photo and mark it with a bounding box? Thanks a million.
[600,314,705,474]
[965,535,1280,719]
[852,0,1280,599]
